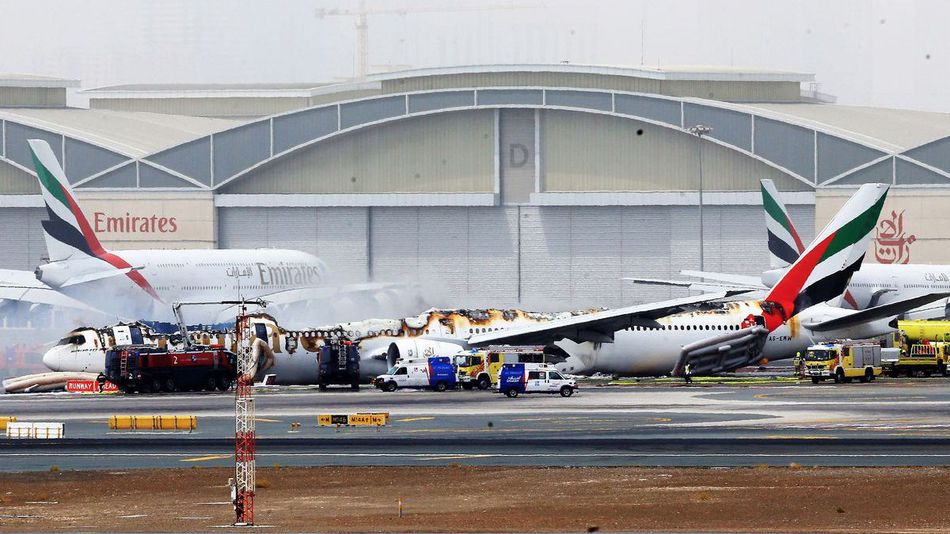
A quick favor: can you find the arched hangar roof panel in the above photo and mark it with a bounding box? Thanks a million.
[0,109,242,157]
[219,110,495,194]
[903,136,950,175]
[540,110,809,193]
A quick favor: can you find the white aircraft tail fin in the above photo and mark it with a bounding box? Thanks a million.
[761,179,805,269]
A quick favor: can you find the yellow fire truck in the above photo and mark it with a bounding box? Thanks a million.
[455,346,547,390]
[804,340,884,384]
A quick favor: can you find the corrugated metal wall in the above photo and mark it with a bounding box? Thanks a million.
[0,87,66,107]
[219,110,495,194]
[0,160,40,194]
[218,204,814,310]
[380,73,801,102]
[218,207,369,282]
[541,110,811,192]
[89,97,311,118]
[0,208,47,269]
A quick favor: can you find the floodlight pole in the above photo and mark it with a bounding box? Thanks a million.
[687,125,713,272]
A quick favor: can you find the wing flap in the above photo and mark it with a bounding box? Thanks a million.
[674,325,769,376]
[807,292,950,332]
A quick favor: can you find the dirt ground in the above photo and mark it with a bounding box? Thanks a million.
[1,466,949,532]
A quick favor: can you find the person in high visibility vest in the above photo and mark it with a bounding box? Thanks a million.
[683,363,693,384]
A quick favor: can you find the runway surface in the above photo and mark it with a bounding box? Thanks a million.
[2,380,950,470]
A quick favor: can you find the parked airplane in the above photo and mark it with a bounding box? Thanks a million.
[0,140,414,324]
[31,183,936,383]
[646,179,950,320]
[285,182,927,378]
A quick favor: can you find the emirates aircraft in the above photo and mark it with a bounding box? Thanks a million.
[290,182,940,378]
[641,179,950,320]
[0,140,409,324]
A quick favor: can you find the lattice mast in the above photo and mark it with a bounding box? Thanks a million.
[234,302,256,526]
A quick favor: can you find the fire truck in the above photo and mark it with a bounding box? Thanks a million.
[455,346,548,390]
[104,345,236,393]
[804,340,884,384]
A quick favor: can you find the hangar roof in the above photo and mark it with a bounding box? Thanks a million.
[82,64,812,100]
[739,102,950,152]
[0,73,80,88]
[0,108,242,157]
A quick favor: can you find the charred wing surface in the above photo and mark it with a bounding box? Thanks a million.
[675,325,769,376]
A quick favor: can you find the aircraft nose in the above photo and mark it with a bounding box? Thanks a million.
[42,347,63,371]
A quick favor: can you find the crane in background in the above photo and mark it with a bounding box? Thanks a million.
[315,0,542,78]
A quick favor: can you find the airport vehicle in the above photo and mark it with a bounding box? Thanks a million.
[896,320,950,343]
[0,140,414,324]
[498,362,576,398]
[103,344,236,393]
[882,342,949,377]
[317,338,361,390]
[804,340,883,384]
[456,346,547,390]
[374,356,458,392]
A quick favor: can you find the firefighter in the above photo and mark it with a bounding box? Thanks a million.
[793,351,803,378]
[683,362,693,385]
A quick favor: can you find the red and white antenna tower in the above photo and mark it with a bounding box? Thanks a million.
[234,301,257,526]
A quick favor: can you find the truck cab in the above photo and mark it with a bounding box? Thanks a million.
[374,356,457,392]
[805,341,883,384]
[498,362,576,398]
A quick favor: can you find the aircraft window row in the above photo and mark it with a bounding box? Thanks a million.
[465,327,501,334]
[629,324,741,331]
[181,286,226,291]
[155,263,188,268]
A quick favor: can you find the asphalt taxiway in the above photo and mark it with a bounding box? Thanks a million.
[2,381,950,471]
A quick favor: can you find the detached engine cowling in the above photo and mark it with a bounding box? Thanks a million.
[386,339,465,367]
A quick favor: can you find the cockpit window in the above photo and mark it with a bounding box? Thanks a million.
[129,327,144,345]
[57,334,85,346]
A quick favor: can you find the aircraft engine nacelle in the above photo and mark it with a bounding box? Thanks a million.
[34,262,71,287]
[386,339,465,368]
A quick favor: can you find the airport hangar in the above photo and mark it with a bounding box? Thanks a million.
[1,65,950,312]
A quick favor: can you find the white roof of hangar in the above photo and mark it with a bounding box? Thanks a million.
[0,108,244,157]
[731,102,950,152]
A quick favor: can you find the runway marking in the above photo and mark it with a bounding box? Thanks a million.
[255,418,282,423]
[764,435,837,440]
[9,452,950,459]
[416,454,494,461]
[397,417,435,422]
[180,455,230,463]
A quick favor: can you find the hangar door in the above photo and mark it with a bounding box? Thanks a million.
[217,207,370,283]
[0,208,47,270]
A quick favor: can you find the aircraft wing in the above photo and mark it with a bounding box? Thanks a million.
[466,291,746,346]
[804,293,950,332]
[673,324,770,377]
[0,269,97,310]
[623,276,766,293]
[255,281,418,307]
[679,270,767,288]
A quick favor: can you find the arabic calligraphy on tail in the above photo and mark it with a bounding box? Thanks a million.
[874,210,916,264]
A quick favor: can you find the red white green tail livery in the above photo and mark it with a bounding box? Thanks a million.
[761,182,888,330]
[761,178,805,269]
